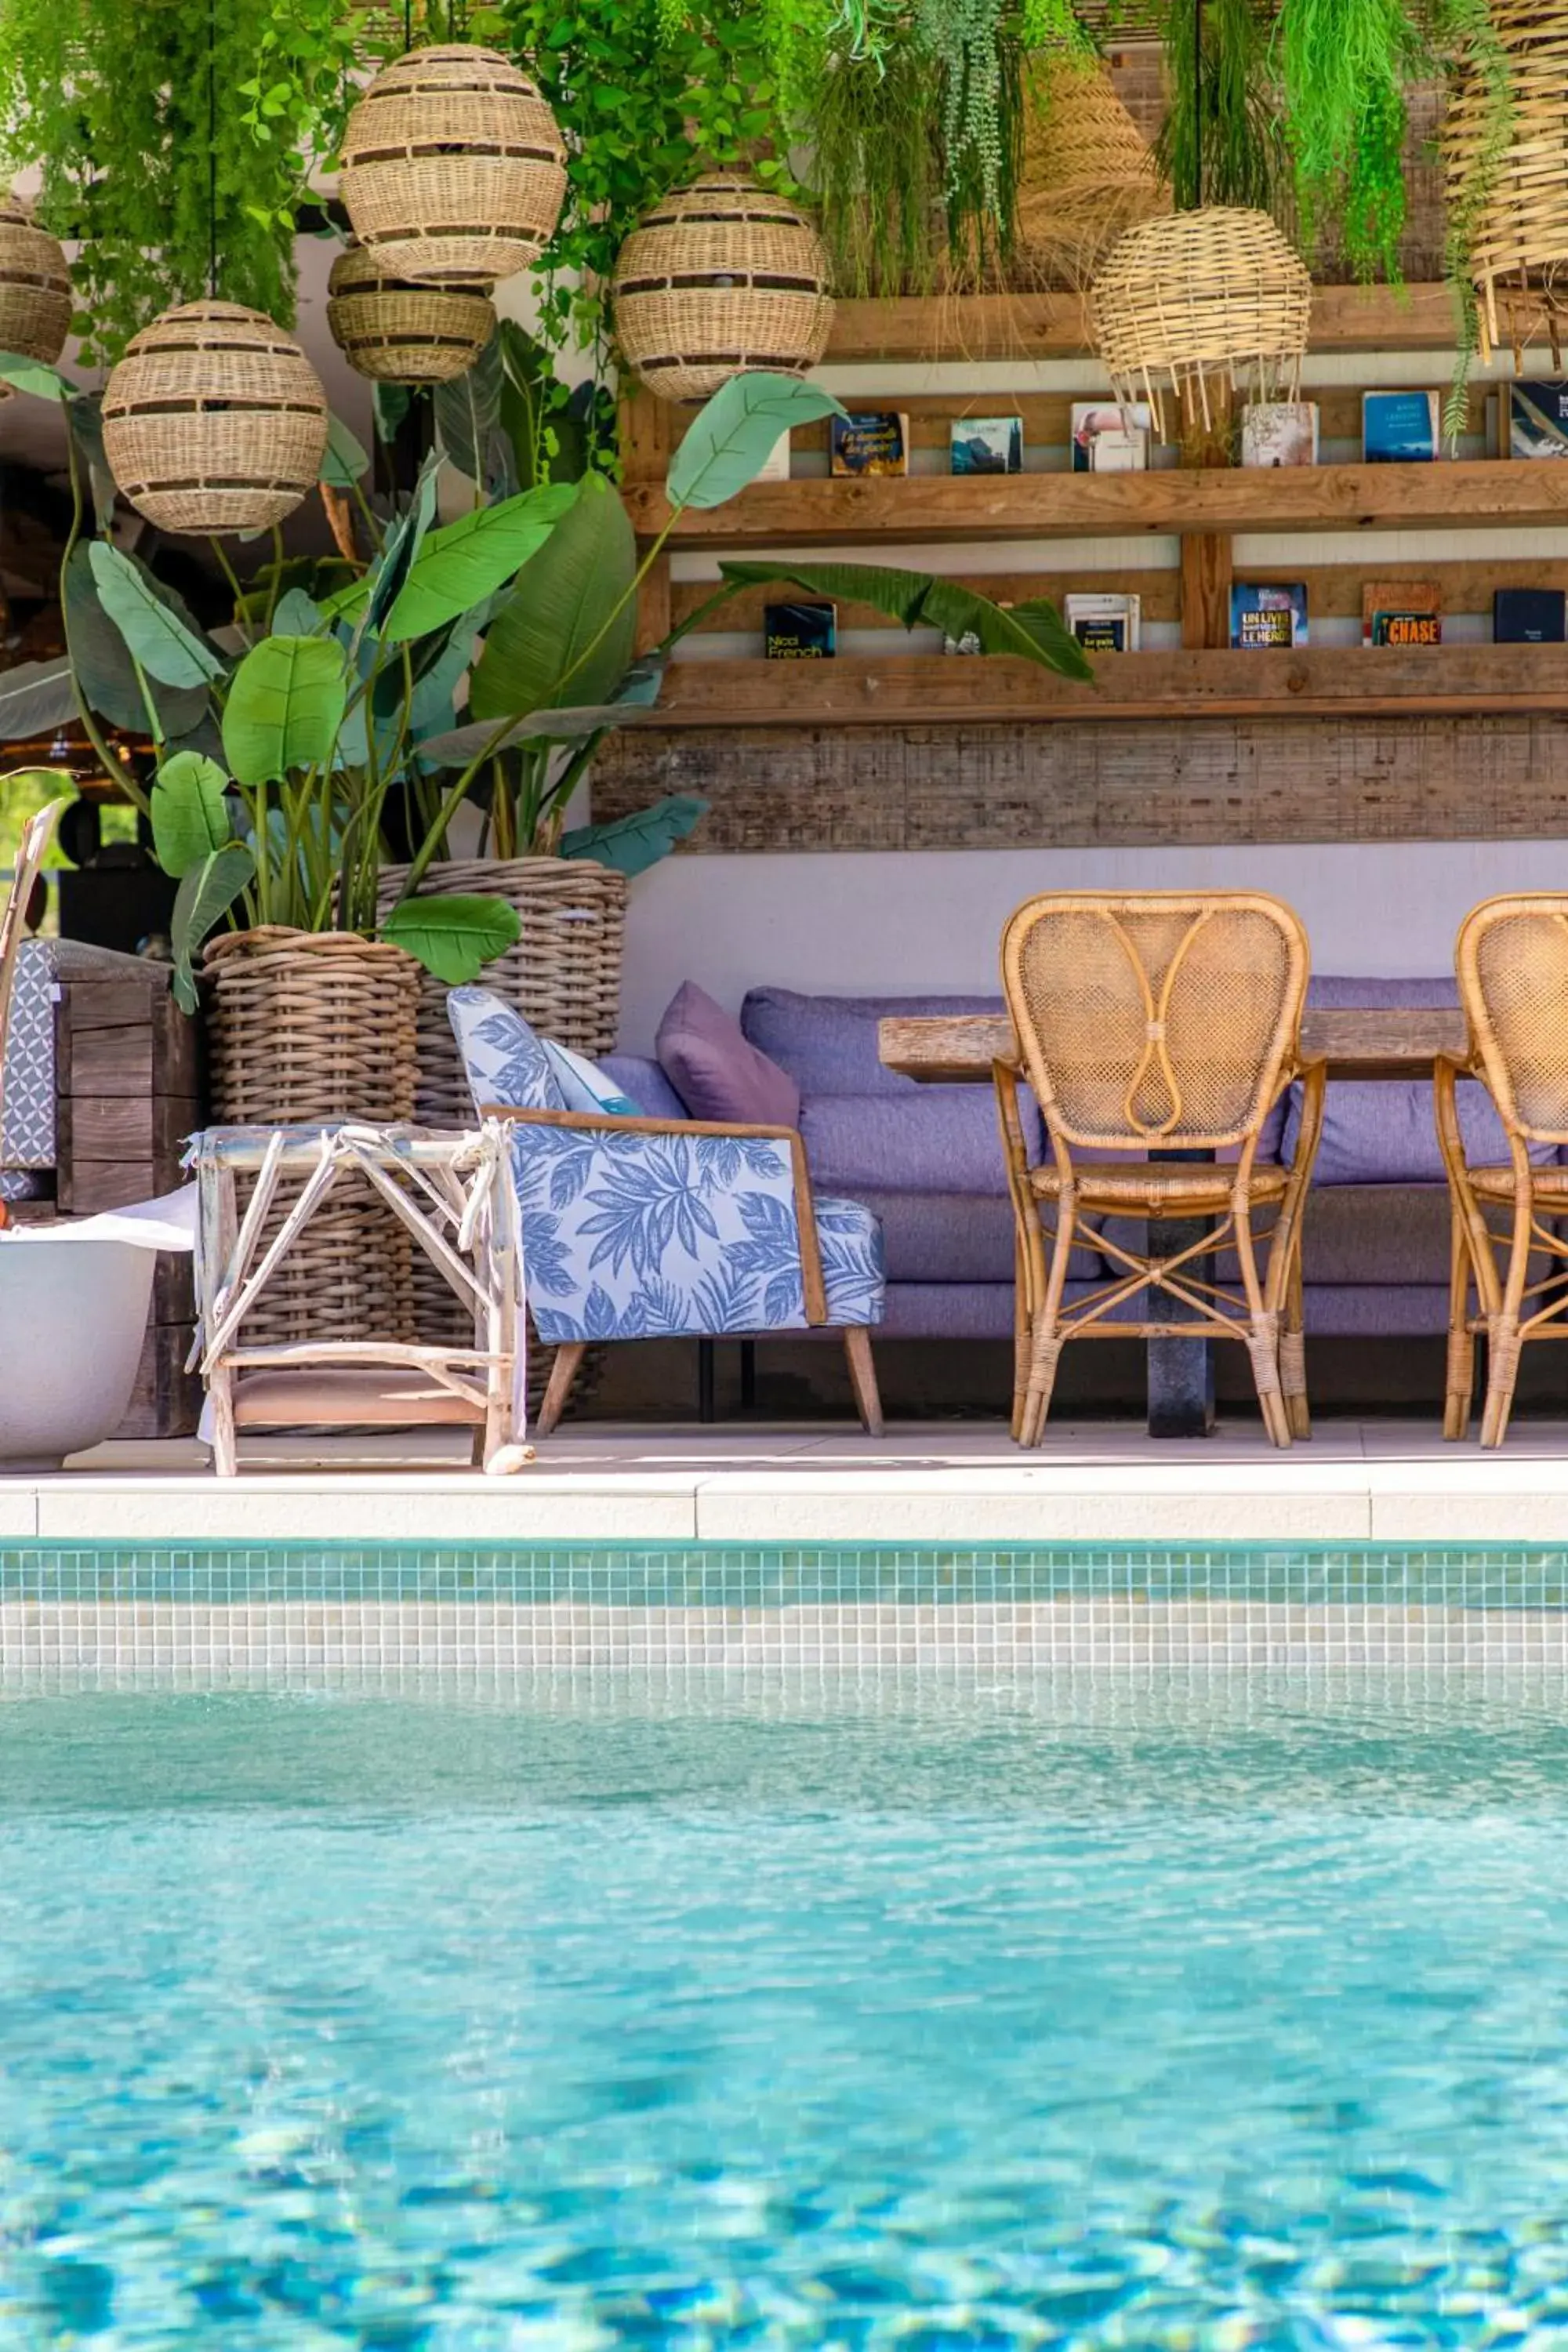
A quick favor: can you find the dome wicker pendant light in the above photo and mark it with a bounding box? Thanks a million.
[1446,0,1568,366]
[102,301,329,535]
[326,241,495,383]
[340,45,567,285]
[0,193,71,389]
[610,172,834,402]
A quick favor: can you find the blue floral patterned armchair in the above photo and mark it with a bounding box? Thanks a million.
[447,989,886,1434]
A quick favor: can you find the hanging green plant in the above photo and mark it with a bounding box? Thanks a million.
[1155,0,1283,215]
[1276,0,1418,280]
[913,0,1028,285]
[780,14,946,297]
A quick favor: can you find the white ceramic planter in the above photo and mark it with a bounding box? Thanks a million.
[0,1232,156,1468]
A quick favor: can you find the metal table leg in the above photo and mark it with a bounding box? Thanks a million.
[1146,1146,1216,1439]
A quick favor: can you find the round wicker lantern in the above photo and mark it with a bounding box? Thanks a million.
[611,172,834,402]
[340,45,566,285]
[1017,59,1169,288]
[0,194,71,388]
[326,241,496,383]
[1446,0,1568,365]
[1090,208,1312,441]
[101,300,328,536]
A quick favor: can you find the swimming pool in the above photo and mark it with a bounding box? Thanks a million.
[3,1674,1567,2346]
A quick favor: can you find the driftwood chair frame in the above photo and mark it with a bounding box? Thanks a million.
[0,794,64,1230]
[996,891,1323,1449]
[1439,894,1568,1446]
[191,1121,529,1475]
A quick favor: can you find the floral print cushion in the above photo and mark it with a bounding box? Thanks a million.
[447,987,566,1115]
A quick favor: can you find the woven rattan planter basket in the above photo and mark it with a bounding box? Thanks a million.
[1017,59,1169,288]
[202,928,422,1350]
[340,45,566,285]
[1090,207,1312,440]
[0,195,71,383]
[102,301,328,537]
[612,172,834,402]
[1446,0,1568,363]
[326,241,496,383]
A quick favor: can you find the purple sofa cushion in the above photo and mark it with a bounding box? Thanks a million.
[1307,974,1460,1009]
[1282,1076,1552,1184]
[601,1054,686,1121]
[657,982,800,1128]
[843,1187,1102,1284]
[742,987,1004,1098]
[800,1091,1044,1196]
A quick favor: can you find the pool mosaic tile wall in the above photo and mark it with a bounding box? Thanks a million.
[3,1544,1568,1682]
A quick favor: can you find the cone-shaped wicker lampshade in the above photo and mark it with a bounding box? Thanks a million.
[1090,207,1312,437]
[611,172,834,402]
[340,45,566,285]
[326,242,495,383]
[1016,58,1170,287]
[1446,0,1568,365]
[102,301,328,536]
[0,194,71,394]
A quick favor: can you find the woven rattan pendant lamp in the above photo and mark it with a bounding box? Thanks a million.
[326,241,495,383]
[1446,0,1568,365]
[1017,56,1171,287]
[0,193,71,389]
[610,172,834,402]
[340,45,567,285]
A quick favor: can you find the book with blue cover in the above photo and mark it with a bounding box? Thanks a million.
[829,410,909,476]
[1363,390,1440,463]
[950,416,1022,475]
[1230,583,1308,650]
[1495,586,1567,641]
[764,601,836,659]
[1508,382,1568,458]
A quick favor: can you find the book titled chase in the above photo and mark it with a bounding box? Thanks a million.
[764,601,836,659]
[1508,382,1568,458]
[950,415,1022,475]
[1230,583,1307,650]
[829,410,909,476]
[1362,579,1442,647]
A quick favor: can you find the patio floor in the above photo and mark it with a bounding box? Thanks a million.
[5,1417,1568,1543]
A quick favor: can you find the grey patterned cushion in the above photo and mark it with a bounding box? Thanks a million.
[2,939,57,1171]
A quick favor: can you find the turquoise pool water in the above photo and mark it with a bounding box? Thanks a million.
[4,1678,1568,2347]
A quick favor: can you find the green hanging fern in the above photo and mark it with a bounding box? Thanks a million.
[1155,0,1284,214]
[1276,0,1421,281]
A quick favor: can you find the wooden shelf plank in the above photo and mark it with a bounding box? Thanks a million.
[822,284,1462,362]
[642,645,1568,728]
[625,460,1568,546]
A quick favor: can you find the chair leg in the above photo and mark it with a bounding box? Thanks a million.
[1480,1318,1522,1449]
[1019,1329,1062,1449]
[843,1327,884,1436]
[1011,1234,1031,1443]
[536,1343,588,1438]
[698,1337,716,1423]
[1444,1211,1475,1442]
[209,1367,238,1479]
[1281,1250,1310,1441]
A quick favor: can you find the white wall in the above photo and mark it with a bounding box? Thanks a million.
[616,839,1568,1048]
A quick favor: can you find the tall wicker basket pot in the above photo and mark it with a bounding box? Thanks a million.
[0,195,71,384]
[202,928,422,1350]
[611,172,834,403]
[102,301,329,537]
[340,45,567,285]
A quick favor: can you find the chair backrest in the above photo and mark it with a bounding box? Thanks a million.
[446,986,567,1116]
[1456,895,1568,1145]
[0,795,64,1120]
[1000,890,1309,1150]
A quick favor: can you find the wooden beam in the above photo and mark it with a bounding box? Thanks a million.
[1181,534,1232,651]
[638,644,1568,728]
[821,284,1464,362]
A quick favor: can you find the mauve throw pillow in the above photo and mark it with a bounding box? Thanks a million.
[656,981,801,1128]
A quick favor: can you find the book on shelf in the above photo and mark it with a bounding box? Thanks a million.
[1070,401,1150,473]
[1240,401,1319,467]
[1362,580,1442,648]
[1363,390,1440,463]
[829,411,909,476]
[1508,382,1568,459]
[1230,583,1307,650]
[950,415,1022,475]
[752,430,790,482]
[1494,586,1568,642]
[764,601,836,659]
[1064,592,1141,653]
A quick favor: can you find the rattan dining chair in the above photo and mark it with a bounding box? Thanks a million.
[1439,895,1568,1446]
[996,891,1324,1448]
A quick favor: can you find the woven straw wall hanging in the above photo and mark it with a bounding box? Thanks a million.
[0,194,71,389]
[610,172,834,402]
[1445,0,1568,366]
[1090,207,1312,441]
[340,45,567,285]
[102,300,329,536]
[326,241,495,383]
[1016,58,1171,288]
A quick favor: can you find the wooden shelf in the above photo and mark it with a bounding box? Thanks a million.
[641,645,1568,729]
[822,284,1461,362]
[624,461,1568,547]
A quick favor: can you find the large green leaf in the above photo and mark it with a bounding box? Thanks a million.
[379,892,521,983]
[716,560,1093,679]
[66,390,116,532]
[559,793,709,877]
[271,586,325,637]
[666,372,845,510]
[468,472,637,722]
[0,655,78,743]
[88,541,227,688]
[316,452,443,637]
[151,750,234,878]
[170,842,255,1014]
[222,636,349,784]
[382,481,579,643]
[321,412,369,488]
[63,546,208,738]
[0,349,71,401]
[434,329,503,481]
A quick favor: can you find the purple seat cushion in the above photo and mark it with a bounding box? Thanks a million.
[800,1091,1044,1196]
[849,1187,1103,1284]
[601,1054,685,1121]
[657,982,800,1128]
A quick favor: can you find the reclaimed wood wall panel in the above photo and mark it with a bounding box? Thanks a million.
[593,713,1568,852]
